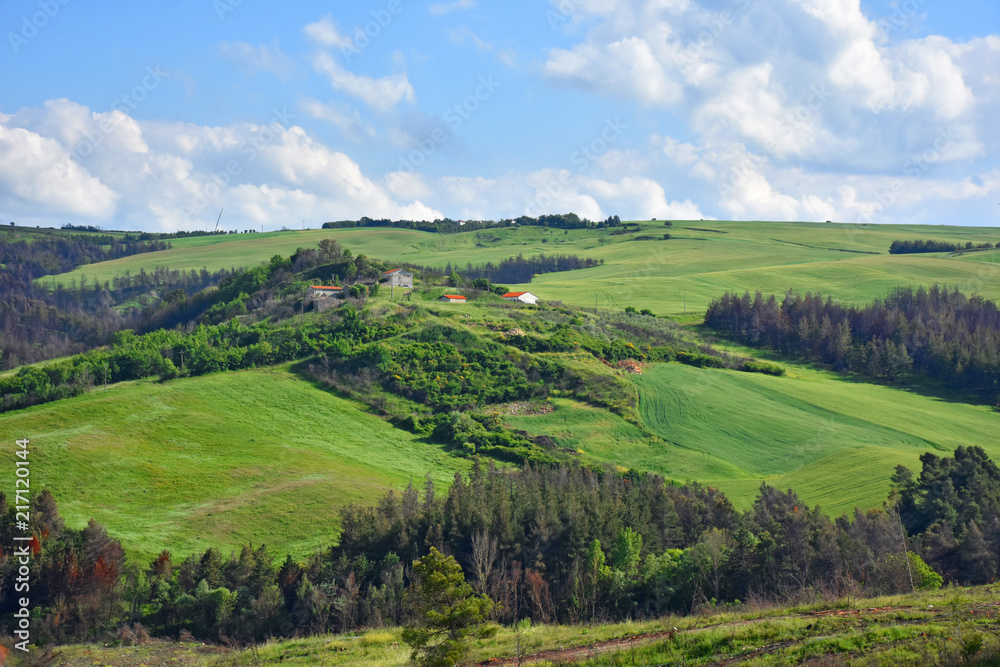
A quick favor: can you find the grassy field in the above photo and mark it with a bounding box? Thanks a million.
[17,218,1000,550]
[508,361,1000,516]
[0,366,468,560]
[46,221,1000,315]
[27,584,1000,666]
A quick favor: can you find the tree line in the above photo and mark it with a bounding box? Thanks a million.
[442,253,601,285]
[0,232,206,370]
[889,239,995,254]
[704,286,1000,402]
[320,213,624,235]
[3,446,997,646]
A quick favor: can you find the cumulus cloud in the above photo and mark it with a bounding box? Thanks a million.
[540,0,999,223]
[0,100,443,231]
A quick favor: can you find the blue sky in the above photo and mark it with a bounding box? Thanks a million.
[1,0,998,231]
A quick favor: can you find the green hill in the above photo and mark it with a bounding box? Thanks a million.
[45,220,1000,315]
[9,220,1000,558]
[0,365,467,560]
[507,360,1000,515]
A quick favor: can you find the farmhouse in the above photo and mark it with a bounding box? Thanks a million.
[382,268,414,288]
[502,291,538,305]
[439,294,467,303]
[308,285,344,298]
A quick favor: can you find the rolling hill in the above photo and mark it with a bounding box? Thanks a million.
[0,365,468,560]
[45,220,1000,316]
[506,360,1000,516]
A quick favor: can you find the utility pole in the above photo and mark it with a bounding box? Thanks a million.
[103,363,108,391]
[896,500,915,594]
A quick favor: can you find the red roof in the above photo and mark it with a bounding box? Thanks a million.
[383,268,402,274]
[442,294,467,300]
[503,292,528,297]
[309,285,342,290]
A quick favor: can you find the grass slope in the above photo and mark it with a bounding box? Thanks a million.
[32,585,1000,666]
[0,366,467,559]
[509,362,1000,515]
[47,221,1000,315]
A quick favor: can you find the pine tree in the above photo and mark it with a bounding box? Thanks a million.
[402,547,496,667]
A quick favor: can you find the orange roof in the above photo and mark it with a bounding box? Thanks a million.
[309,285,342,290]
[442,294,467,300]
[383,268,403,274]
[503,291,528,297]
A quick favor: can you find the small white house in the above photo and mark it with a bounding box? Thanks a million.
[308,285,344,298]
[502,291,538,305]
[381,268,414,289]
[439,294,467,303]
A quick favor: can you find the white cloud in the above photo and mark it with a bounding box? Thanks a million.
[0,124,118,219]
[545,37,683,107]
[218,39,295,78]
[0,100,444,231]
[303,15,355,49]
[539,0,999,223]
[312,52,415,112]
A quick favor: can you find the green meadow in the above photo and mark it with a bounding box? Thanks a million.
[47,221,1000,315]
[0,366,468,560]
[508,361,1000,516]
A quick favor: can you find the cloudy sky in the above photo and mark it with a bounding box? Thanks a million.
[1,0,998,231]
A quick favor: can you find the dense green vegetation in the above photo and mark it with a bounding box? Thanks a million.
[890,238,996,254]
[705,286,1000,403]
[4,446,998,653]
[0,227,182,369]
[5,220,1000,663]
[22,584,1000,666]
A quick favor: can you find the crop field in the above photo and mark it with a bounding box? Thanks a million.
[46,221,1000,315]
[0,366,468,560]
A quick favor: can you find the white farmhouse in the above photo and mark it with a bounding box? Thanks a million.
[502,291,538,305]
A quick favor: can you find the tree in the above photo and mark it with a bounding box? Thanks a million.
[402,547,496,667]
